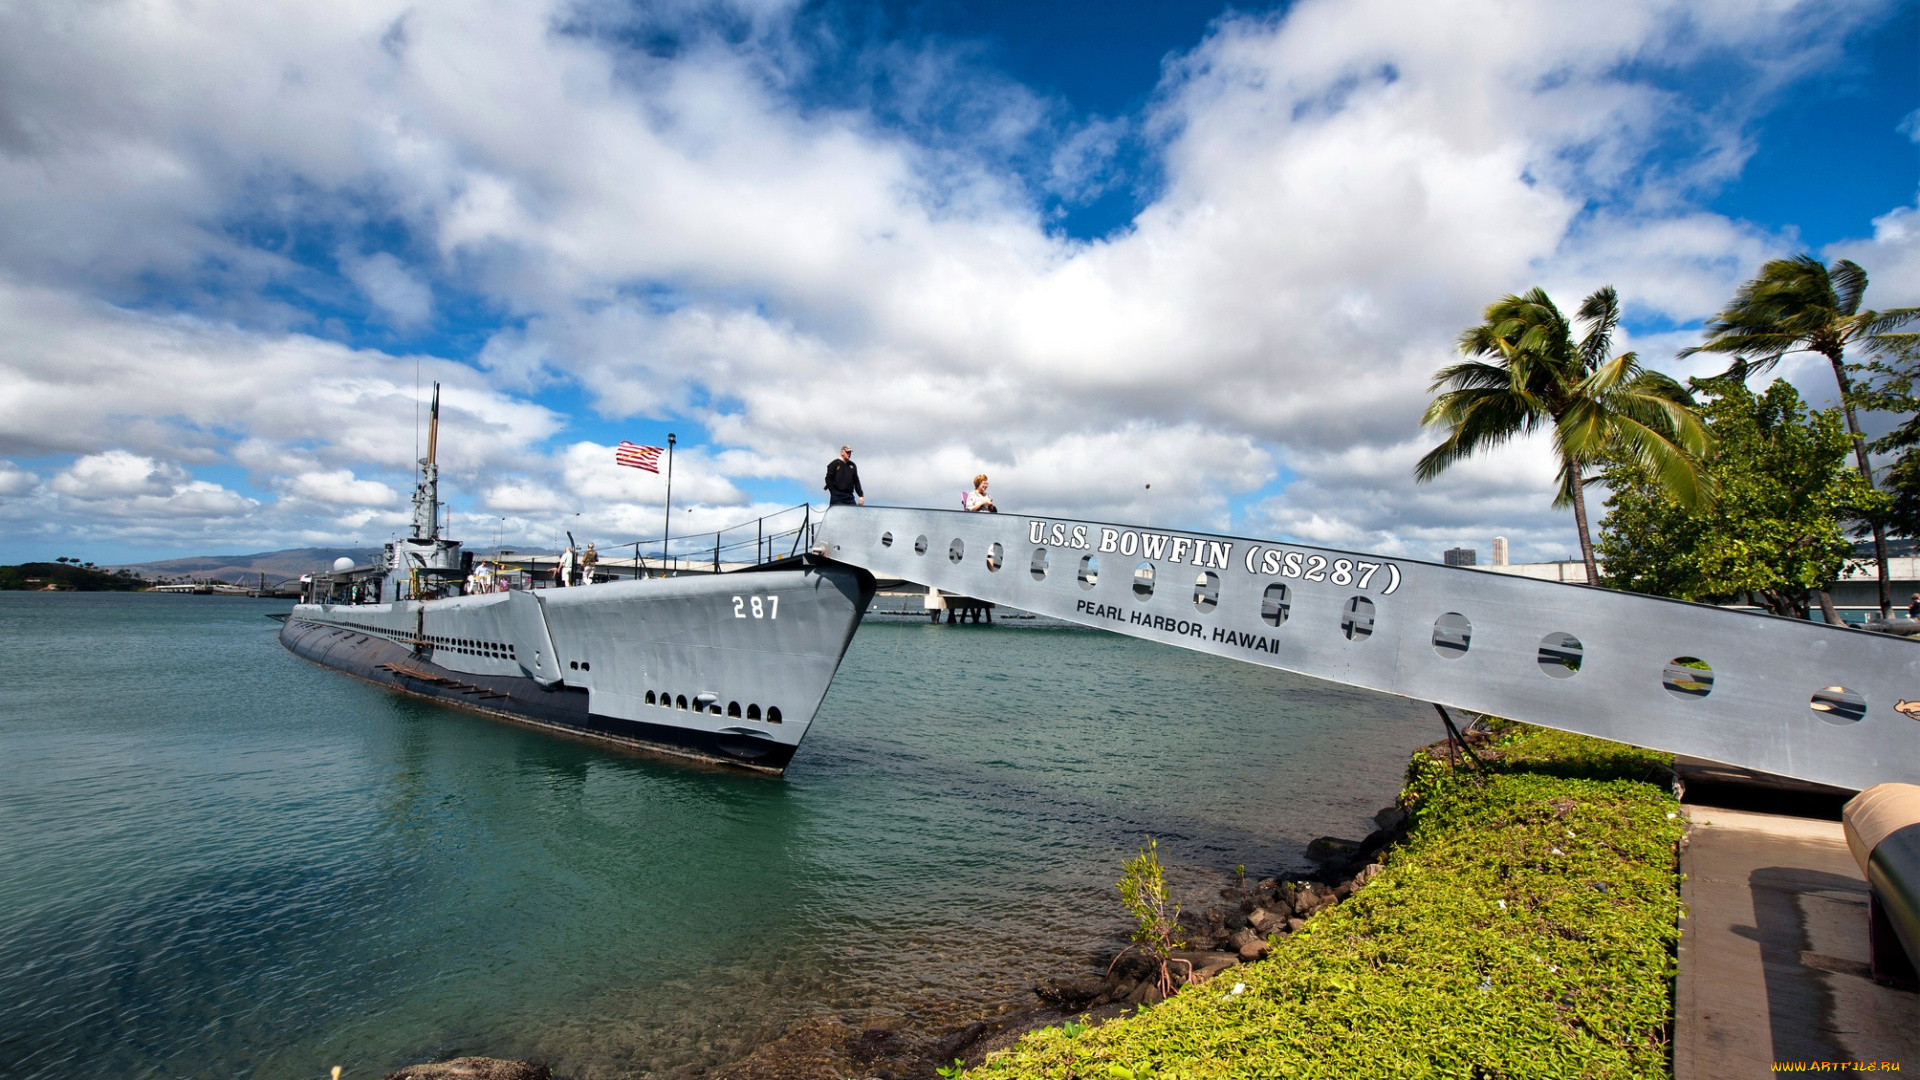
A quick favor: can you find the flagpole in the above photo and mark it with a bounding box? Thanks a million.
[663,433,675,575]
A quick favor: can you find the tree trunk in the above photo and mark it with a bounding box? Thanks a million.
[1569,464,1598,586]
[1816,589,1842,626]
[1828,353,1892,617]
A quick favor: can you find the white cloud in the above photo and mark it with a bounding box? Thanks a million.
[0,0,1906,561]
[0,460,39,498]
[50,451,255,518]
[1828,199,1920,312]
[285,468,400,507]
[341,253,433,328]
[50,450,189,498]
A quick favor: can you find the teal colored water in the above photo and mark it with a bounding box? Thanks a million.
[0,592,1433,1079]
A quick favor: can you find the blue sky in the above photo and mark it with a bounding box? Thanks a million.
[0,0,1915,566]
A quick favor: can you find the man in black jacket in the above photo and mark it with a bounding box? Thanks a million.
[825,445,864,506]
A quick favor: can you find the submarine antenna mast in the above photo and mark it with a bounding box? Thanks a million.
[411,382,441,542]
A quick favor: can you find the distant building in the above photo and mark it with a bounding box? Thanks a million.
[1444,547,1477,567]
[1491,536,1509,566]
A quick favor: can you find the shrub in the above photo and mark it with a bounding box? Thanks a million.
[968,726,1683,1080]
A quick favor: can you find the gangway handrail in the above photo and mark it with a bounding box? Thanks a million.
[815,505,1919,792]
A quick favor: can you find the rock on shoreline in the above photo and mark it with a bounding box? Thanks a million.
[383,1058,551,1080]
[715,786,1431,1079]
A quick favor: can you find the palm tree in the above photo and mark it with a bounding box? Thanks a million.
[1417,286,1711,585]
[1681,256,1920,616]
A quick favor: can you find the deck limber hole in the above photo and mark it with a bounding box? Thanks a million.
[1432,612,1471,658]
[1538,633,1583,679]
[1342,596,1376,641]
[1811,686,1865,724]
[1663,657,1714,700]
[1261,582,1291,627]
[1194,571,1220,613]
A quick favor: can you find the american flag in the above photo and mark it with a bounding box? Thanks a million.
[615,441,664,473]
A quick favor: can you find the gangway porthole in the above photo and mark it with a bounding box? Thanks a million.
[1811,686,1866,724]
[1133,561,1155,601]
[1662,657,1714,700]
[1260,582,1291,627]
[1193,571,1220,613]
[1030,547,1050,581]
[880,531,894,548]
[949,538,965,563]
[913,535,929,555]
[1078,554,1100,590]
[986,542,1004,572]
[1537,633,1583,679]
[1432,612,1471,658]
[1341,596,1376,641]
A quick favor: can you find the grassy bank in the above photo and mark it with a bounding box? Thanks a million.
[967,724,1684,1080]
[0,562,146,591]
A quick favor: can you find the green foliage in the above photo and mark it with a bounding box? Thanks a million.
[1418,285,1709,582]
[1857,336,1920,539]
[1681,255,1920,384]
[964,726,1684,1080]
[1681,254,1920,610]
[1117,839,1189,998]
[1597,379,1880,618]
[938,1058,968,1079]
[0,562,145,591]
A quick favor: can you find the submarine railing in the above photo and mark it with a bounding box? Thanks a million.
[814,505,1919,793]
[498,502,820,583]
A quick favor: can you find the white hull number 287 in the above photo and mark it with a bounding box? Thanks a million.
[733,595,778,619]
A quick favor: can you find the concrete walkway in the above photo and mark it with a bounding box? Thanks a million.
[1676,806,1918,1076]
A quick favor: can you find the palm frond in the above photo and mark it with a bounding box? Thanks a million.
[1575,286,1620,370]
[1854,307,1920,340]
[1830,259,1867,317]
[1425,359,1515,395]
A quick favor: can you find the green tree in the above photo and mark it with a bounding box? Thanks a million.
[1418,286,1710,585]
[1852,337,1920,540]
[1598,380,1879,619]
[1680,256,1920,615]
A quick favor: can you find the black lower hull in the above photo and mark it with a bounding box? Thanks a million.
[279,617,799,774]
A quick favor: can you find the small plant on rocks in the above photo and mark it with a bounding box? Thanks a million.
[1113,838,1191,999]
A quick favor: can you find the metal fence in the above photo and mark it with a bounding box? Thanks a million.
[510,503,821,584]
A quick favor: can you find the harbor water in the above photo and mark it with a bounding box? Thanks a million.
[0,592,1435,1079]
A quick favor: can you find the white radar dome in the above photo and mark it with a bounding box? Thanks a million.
[332,557,356,572]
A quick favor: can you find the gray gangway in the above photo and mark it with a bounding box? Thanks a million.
[814,506,1919,792]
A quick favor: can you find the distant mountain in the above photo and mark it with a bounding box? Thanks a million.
[114,547,381,583]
